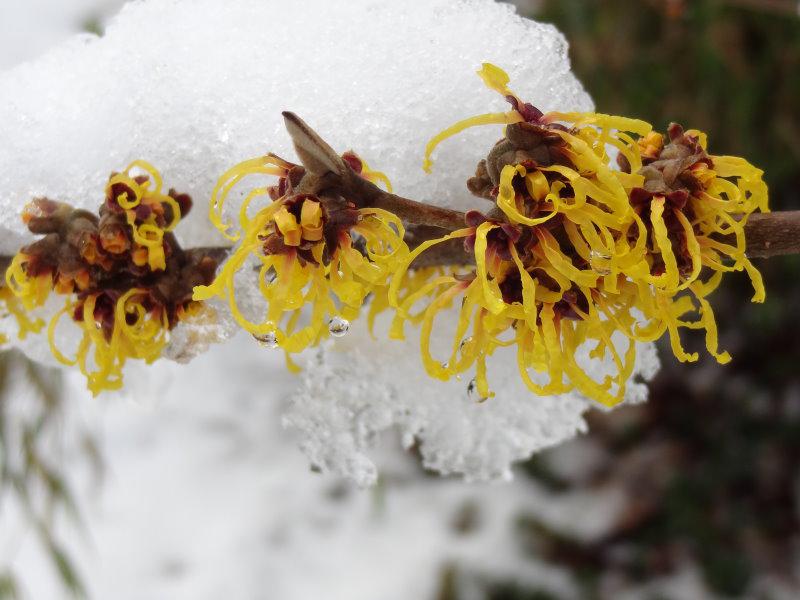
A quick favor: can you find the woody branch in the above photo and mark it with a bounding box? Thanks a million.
[1,111,799,283]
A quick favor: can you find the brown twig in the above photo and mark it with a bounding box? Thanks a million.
[345,172,467,230]
[281,111,466,230]
[2,211,796,280]
[2,113,799,289]
[405,211,800,267]
[736,211,800,258]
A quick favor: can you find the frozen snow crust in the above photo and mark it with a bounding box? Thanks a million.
[287,310,660,486]
[0,0,660,483]
[0,0,592,254]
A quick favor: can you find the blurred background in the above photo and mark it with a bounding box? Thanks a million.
[1,1,800,599]
[512,0,800,597]
[510,2,800,599]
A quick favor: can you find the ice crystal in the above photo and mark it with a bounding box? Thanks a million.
[285,307,660,485]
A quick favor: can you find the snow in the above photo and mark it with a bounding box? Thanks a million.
[0,0,592,257]
[286,310,660,486]
[0,0,124,70]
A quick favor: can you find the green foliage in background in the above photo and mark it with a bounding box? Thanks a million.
[537,0,800,204]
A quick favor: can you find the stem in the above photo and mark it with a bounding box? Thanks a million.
[371,193,466,230]
[404,211,800,267]
[2,212,799,287]
[405,225,472,267]
[281,110,467,230]
[3,112,800,288]
[346,173,466,230]
[738,211,800,258]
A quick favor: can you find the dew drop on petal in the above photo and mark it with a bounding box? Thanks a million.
[328,316,350,338]
[589,250,612,276]
[253,331,278,349]
[467,378,486,401]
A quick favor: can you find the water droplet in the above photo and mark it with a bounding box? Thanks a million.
[459,336,474,352]
[328,316,350,337]
[467,378,487,401]
[589,250,612,276]
[253,331,278,349]
[263,268,277,284]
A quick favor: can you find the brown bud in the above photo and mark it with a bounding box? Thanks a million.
[23,199,74,234]
[54,273,75,295]
[99,212,131,254]
[131,247,149,267]
[467,160,495,200]
[168,189,193,219]
[65,216,99,253]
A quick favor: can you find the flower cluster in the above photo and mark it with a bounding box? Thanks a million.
[392,64,768,406]
[3,162,218,395]
[193,152,408,361]
[0,66,770,407]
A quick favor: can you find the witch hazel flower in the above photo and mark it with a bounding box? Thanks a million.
[399,63,768,407]
[193,145,409,360]
[3,162,219,395]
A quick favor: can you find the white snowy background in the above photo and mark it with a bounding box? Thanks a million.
[0,1,687,599]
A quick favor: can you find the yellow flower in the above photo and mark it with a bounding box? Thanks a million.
[0,284,44,342]
[193,151,409,356]
[5,253,53,312]
[395,63,768,406]
[3,161,213,395]
[105,160,185,271]
[48,290,170,395]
